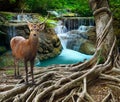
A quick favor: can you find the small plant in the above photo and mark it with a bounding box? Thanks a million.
[0,52,14,68]
[5,69,14,75]
[98,56,105,64]
[38,16,57,28]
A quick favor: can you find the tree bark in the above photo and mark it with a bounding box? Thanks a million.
[89,0,116,58]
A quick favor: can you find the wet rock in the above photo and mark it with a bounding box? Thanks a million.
[66,30,88,51]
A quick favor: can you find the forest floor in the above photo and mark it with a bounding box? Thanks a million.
[0,67,25,85]
[0,51,115,102]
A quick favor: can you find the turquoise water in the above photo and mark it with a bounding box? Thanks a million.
[36,49,93,67]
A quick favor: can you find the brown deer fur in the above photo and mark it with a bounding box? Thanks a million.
[10,22,45,84]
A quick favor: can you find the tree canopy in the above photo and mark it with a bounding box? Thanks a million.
[0,0,120,18]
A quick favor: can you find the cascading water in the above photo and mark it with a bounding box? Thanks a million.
[8,26,16,40]
[54,20,68,49]
[8,14,33,40]
[54,17,95,51]
[63,17,94,31]
[17,14,32,22]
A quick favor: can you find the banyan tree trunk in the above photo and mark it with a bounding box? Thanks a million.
[0,0,120,102]
[90,0,116,61]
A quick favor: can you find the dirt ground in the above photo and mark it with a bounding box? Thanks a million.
[0,67,25,85]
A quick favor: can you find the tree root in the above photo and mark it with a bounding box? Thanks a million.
[1,0,120,102]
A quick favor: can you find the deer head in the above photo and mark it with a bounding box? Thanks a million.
[26,13,49,32]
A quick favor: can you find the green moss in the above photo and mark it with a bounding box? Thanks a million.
[0,12,14,20]
[97,49,106,64]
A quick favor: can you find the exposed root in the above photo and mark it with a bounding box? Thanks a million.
[0,0,120,102]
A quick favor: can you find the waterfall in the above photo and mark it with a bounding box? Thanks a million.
[37,17,94,67]
[63,17,95,31]
[8,26,16,40]
[78,25,88,32]
[8,14,33,40]
[9,14,33,23]
[54,17,94,51]
[54,21,68,49]
[17,14,32,22]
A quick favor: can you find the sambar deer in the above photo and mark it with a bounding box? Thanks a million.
[10,21,45,84]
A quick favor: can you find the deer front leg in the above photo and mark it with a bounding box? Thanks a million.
[24,60,28,84]
[17,61,19,76]
[30,59,35,84]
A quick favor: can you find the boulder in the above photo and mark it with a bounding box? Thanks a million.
[79,40,96,55]
[37,28,62,60]
[84,26,96,43]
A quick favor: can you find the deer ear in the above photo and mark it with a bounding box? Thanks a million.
[39,23,45,31]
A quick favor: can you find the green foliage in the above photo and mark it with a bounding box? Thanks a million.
[9,0,16,3]
[0,46,7,54]
[22,0,120,18]
[110,0,120,20]
[97,56,105,64]
[24,0,92,16]
[5,69,14,75]
[0,52,13,68]
[2,0,120,18]
[37,16,57,28]
[45,19,57,28]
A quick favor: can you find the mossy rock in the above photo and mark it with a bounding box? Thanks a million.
[79,40,96,55]
[0,46,7,55]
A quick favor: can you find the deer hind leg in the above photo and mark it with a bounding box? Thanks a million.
[24,59,28,84]
[14,58,17,78]
[14,58,21,79]
[30,59,35,84]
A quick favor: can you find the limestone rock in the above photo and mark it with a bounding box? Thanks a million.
[79,40,96,55]
[84,26,96,43]
[37,28,62,60]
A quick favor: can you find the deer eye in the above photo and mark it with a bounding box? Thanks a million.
[36,29,39,31]
[30,29,33,31]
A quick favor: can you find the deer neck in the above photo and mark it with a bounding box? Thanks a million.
[28,35,39,49]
